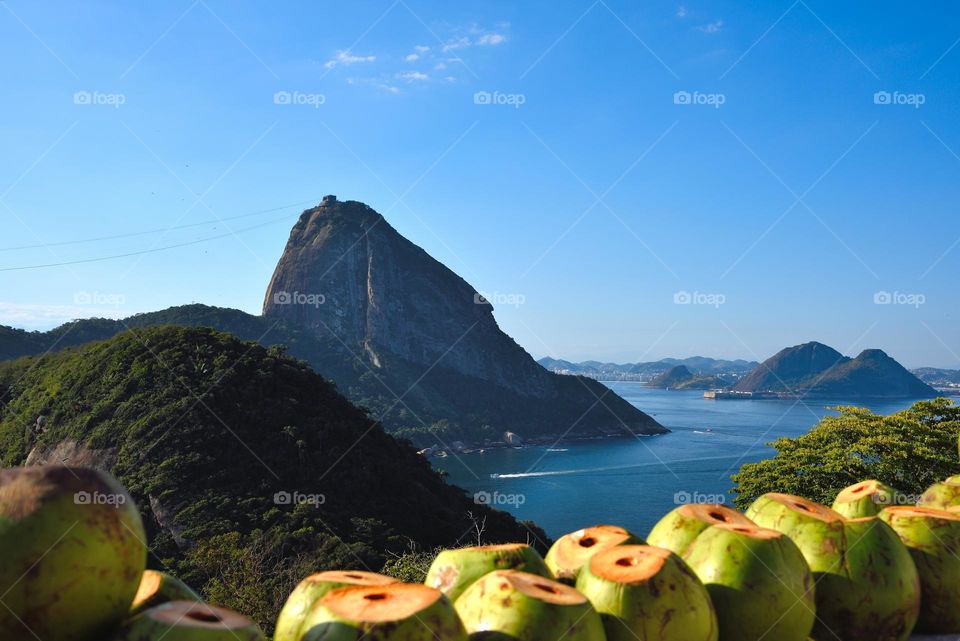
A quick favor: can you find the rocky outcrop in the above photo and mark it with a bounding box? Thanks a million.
[736,342,937,398]
[263,197,665,438]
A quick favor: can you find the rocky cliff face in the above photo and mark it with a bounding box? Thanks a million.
[263,196,554,398]
[263,196,664,438]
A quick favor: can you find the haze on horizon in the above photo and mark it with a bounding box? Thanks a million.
[1,2,958,369]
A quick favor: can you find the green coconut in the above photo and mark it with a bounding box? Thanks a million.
[545,524,643,583]
[918,475,960,509]
[455,569,604,641]
[747,493,920,641]
[647,503,755,555]
[274,570,398,641]
[831,479,900,518]
[682,524,814,641]
[424,542,551,601]
[576,544,717,641]
[0,465,147,641]
[880,506,960,633]
[130,570,202,616]
[299,583,465,641]
[113,601,265,641]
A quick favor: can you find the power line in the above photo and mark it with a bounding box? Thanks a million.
[0,212,300,272]
[0,199,317,252]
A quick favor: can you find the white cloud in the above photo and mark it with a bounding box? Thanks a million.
[676,5,687,18]
[397,71,429,81]
[698,20,723,33]
[415,45,430,53]
[405,53,420,62]
[443,36,471,52]
[434,62,447,71]
[476,33,507,46]
[324,49,376,69]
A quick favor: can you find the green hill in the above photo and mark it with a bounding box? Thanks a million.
[0,303,664,445]
[0,325,545,630]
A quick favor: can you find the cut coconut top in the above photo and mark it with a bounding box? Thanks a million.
[713,523,783,539]
[133,570,163,606]
[677,503,754,527]
[469,543,531,553]
[763,493,843,523]
[488,570,588,605]
[589,545,672,584]
[303,570,397,587]
[147,601,256,630]
[551,525,634,571]
[884,506,960,521]
[835,480,886,503]
[321,584,442,623]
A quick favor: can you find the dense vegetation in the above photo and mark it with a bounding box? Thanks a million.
[0,325,547,632]
[732,398,960,508]
[0,305,661,444]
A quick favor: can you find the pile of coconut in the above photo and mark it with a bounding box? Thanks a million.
[5,465,960,641]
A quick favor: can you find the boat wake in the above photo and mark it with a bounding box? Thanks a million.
[490,454,742,479]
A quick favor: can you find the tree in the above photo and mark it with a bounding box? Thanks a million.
[731,398,960,509]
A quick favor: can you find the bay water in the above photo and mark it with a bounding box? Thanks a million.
[432,383,919,538]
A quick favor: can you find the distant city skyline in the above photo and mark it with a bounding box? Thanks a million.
[1,2,959,369]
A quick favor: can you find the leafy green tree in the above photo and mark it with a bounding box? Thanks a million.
[732,398,960,509]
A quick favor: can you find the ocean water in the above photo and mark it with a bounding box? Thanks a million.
[432,383,919,539]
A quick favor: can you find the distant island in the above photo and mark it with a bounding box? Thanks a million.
[542,341,942,400]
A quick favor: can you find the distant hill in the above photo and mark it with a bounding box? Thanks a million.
[647,364,735,390]
[734,342,847,393]
[912,367,960,386]
[735,342,937,398]
[538,356,757,381]
[649,364,696,387]
[0,326,545,629]
[0,197,664,444]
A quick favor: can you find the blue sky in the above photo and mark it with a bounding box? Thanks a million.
[1,1,958,368]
